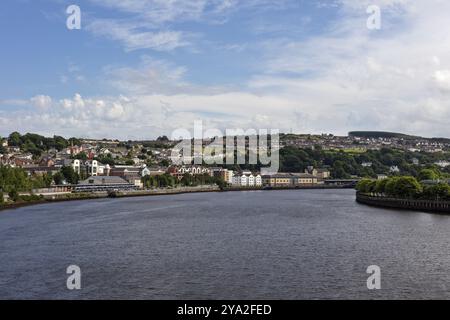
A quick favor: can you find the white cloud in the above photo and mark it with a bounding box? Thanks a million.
[433,70,450,92]
[3,0,450,139]
[87,19,189,52]
[30,95,52,110]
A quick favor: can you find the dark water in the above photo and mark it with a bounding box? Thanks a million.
[1,189,450,299]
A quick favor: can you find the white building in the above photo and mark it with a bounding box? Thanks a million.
[255,175,262,186]
[240,175,248,186]
[248,174,255,186]
[232,175,241,186]
[435,160,450,168]
[231,173,262,187]
[72,159,81,175]
[85,160,100,176]
[390,166,400,173]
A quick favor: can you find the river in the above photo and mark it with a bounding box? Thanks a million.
[1,189,450,299]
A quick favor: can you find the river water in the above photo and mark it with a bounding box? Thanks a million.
[1,189,450,299]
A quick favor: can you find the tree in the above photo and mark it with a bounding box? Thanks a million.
[157,136,169,142]
[73,152,88,161]
[356,179,371,193]
[356,179,377,194]
[0,165,31,193]
[392,176,422,198]
[332,160,350,179]
[0,191,4,204]
[160,159,170,167]
[8,132,21,146]
[53,172,64,185]
[8,189,19,202]
[375,179,388,194]
[61,166,79,184]
[418,168,440,181]
[423,183,450,200]
[385,177,400,196]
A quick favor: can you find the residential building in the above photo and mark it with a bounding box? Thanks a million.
[255,175,262,186]
[304,167,331,180]
[295,173,318,185]
[262,172,319,187]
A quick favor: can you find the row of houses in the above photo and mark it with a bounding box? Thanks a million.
[261,173,319,187]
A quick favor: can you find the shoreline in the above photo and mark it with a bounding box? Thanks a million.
[0,184,352,212]
[356,193,450,214]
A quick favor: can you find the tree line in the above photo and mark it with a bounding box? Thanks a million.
[356,175,450,200]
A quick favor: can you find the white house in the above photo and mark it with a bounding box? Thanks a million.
[390,166,400,173]
[255,175,262,186]
[232,175,241,186]
[85,160,99,176]
[71,159,81,175]
[248,174,255,186]
[435,160,450,168]
[240,175,248,186]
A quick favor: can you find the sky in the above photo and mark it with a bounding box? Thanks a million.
[1,0,450,140]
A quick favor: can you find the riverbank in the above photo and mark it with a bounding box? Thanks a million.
[0,184,352,212]
[356,192,450,214]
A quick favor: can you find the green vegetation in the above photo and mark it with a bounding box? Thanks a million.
[0,165,52,193]
[142,174,177,188]
[7,132,76,156]
[349,131,420,140]
[141,173,226,190]
[277,146,450,179]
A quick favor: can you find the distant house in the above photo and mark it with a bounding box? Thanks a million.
[304,166,330,180]
[211,168,234,184]
[390,166,400,173]
[147,166,167,176]
[294,173,318,185]
[262,173,293,187]
[434,160,450,168]
[39,157,55,167]
[262,173,319,187]
[377,174,388,180]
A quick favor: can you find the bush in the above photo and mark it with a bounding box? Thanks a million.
[356,179,372,193]
[423,183,450,200]
[18,194,43,202]
[418,168,440,181]
[8,190,19,202]
[0,191,4,204]
[393,176,422,198]
[375,179,388,194]
[356,179,376,194]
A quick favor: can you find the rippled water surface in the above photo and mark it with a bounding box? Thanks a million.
[1,189,450,299]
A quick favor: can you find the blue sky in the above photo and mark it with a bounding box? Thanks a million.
[1,0,450,139]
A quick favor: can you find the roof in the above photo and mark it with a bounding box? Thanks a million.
[79,176,130,185]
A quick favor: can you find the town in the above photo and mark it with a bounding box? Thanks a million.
[1,131,450,205]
